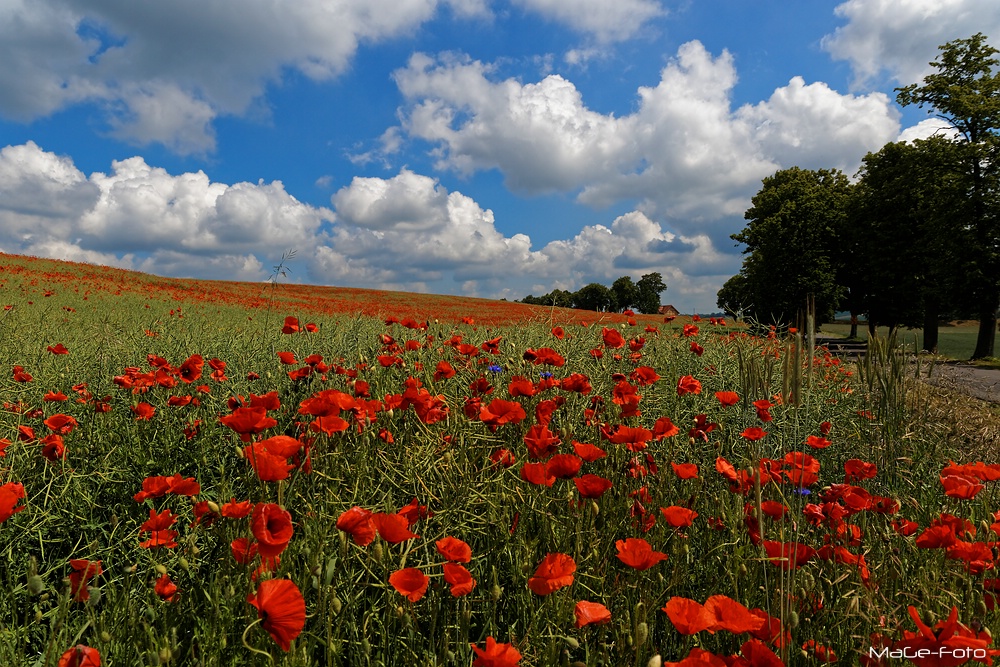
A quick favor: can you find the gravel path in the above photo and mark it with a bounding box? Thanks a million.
[917,361,1000,404]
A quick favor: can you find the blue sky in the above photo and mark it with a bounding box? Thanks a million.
[0,0,994,313]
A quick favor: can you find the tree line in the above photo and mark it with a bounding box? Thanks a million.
[719,33,999,360]
[520,273,668,314]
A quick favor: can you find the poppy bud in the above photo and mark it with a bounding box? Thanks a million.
[155,564,167,576]
[977,599,989,616]
[235,446,245,459]
[27,574,44,595]
[87,586,101,606]
[158,647,172,663]
[179,557,190,573]
[491,584,502,601]
[635,622,648,646]
[372,542,383,563]
[34,609,42,623]
[101,631,112,643]
[738,564,747,576]
[362,638,371,656]
[207,501,221,514]
[332,597,342,614]
[590,500,600,517]
[647,656,663,667]
[565,637,580,650]
[788,610,799,628]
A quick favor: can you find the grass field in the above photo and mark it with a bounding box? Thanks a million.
[2,253,1000,666]
[821,321,999,366]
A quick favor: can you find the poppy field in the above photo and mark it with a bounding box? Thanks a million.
[2,255,1000,667]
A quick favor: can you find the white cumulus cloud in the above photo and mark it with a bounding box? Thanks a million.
[822,0,1000,87]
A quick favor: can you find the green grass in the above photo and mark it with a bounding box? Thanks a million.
[821,321,1000,367]
[2,258,999,666]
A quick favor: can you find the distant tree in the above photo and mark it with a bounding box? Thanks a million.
[896,33,1000,359]
[611,276,638,312]
[573,283,616,312]
[716,273,750,320]
[520,289,575,308]
[635,273,668,314]
[732,167,853,327]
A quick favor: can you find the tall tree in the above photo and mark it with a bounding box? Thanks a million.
[573,283,615,312]
[852,137,969,350]
[611,276,639,312]
[731,167,853,327]
[896,33,1000,359]
[635,273,668,314]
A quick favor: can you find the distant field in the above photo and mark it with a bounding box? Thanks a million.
[821,320,998,360]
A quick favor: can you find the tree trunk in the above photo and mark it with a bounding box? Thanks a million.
[971,290,998,360]
[849,313,858,339]
[922,297,939,354]
[868,318,876,338]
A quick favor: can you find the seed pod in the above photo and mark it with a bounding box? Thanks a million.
[27,574,45,595]
[635,622,649,646]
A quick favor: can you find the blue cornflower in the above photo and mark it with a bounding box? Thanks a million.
[539,371,554,379]
[488,364,503,373]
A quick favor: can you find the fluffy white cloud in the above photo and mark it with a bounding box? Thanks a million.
[511,0,664,43]
[0,0,657,153]
[0,143,735,311]
[0,142,332,282]
[392,41,902,229]
[822,0,1000,87]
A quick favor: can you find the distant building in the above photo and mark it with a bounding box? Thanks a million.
[658,305,679,317]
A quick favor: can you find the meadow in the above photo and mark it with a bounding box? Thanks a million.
[2,253,1000,666]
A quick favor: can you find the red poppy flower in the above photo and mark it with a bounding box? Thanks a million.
[251,503,294,558]
[551,326,565,340]
[523,424,560,460]
[131,403,155,420]
[247,579,306,652]
[337,507,376,546]
[677,375,701,396]
[763,541,815,569]
[940,474,985,500]
[436,536,472,563]
[40,434,66,462]
[281,316,300,334]
[845,459,878,483]
[372,512,420,543]
[139,509,179,549]
[58,645,101,667]
[520,461,555,487]
[47,343,70,355]
[892,605,997,666]
[0,482,25,523]
[651,416,680,441]
[663,597,713,635]
[575,474,613,498]
[154,573,179,602]
[546,454,582,479]
[574,600,612,628]
[741,427,767,441]
[572,440,606,461]
[602,327,625,349]
[616,538,668,570]
[560,373,593,394]
[230,537,258,564]
[703,595,765,634]
[472,637,522,667]
[390,567,429,602]
[661,506,698,528]
[219,407,277,442]
[443,563,476,597]
[805,435,832,449]
[480,399,526,431]
[671,462,699,479]
[43,413,78,434]
[715,391,740,407]
[527,553,575,595]
[43,391,68,402]
[68,559,102,602]
[178,354,203,383]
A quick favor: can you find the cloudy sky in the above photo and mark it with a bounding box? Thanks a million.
[0,0,993,313]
